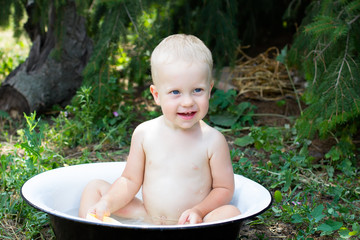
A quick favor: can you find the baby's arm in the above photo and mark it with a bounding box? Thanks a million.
[178,131,234,224]
[89,126,146,220]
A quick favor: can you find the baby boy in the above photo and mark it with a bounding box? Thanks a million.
[78,34,241,225]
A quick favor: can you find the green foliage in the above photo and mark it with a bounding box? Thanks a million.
[1,1,360,238]
[53,86,97,147]
[46,90,136,164]
[0,0,26,37]
[288,0,360,140]
[208,89,256,128]
[0,46,27,81]
[82,0,240,107]
[169,0,239,66]
[0,112,55,239]
[232,125,359,239]
[49,84,139,149]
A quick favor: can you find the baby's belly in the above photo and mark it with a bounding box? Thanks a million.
[142,176,211,225]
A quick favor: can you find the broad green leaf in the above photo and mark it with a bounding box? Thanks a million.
[353,222,360,232]
[234,136,254,147]
[324,219,343,230]
[339,228,351,238]
[291,214,303,224]
[317,223,333,233]
[317,220,342,235]
[311,204,325,223]
[210,113,238,127]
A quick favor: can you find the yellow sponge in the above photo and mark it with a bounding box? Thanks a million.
[86,213,122,224]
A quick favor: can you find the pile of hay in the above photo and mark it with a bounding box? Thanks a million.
[216,47,304,101]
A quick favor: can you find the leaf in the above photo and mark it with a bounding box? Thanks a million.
[271,206,282,215]
[274,190,282,203]
[210,89,237,110]
[236,102,254,116]
[305,15,335,36]
[0,110,10,119]
[282,170,292,192]
[234,136,254,147]
[326,219,343,230]
[349,222,360,236]
[325,146,341,161]
[95,152,104,160]
[353,222,360,232]
[291,214,303,224]
[317,220,343,235]
[339,228,351,238]
[317,223,333,233]
[310,205,326,223]
[326,166,334,178]
[276,45,288,64]
[210,113,239,127]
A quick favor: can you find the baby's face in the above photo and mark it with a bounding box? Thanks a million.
[151,60,213,130]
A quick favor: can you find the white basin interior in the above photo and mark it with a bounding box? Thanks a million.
[21,162,272,228]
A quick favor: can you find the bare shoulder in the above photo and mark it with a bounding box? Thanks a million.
[132,116,162,137]
[200,120,227,142]
[200,121,229,155]
[200,121,232,174]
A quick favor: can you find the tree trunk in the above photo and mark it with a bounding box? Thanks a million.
[0,0,92,118]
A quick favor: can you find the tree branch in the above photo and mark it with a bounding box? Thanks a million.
[335,32,350,88]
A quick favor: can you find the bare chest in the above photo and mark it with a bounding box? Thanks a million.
[143,134,210,175]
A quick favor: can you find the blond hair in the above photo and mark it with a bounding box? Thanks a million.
[150,34,213,83]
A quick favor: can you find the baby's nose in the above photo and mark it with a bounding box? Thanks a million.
[181,95,195,107]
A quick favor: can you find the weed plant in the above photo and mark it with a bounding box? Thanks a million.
[233,125,359,239]
[1,113,55,239]
[1,1,359,238]
[0,36,359,240]
[1,88,359,239]
[0,39,28,82]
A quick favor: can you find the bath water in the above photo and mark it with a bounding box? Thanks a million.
[65,208,151,226]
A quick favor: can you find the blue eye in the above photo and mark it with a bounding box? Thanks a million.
[194,88,203,93]
[171,90,180,95]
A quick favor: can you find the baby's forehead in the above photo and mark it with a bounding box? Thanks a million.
[151,47,212,69]
[152,62,212,86]
[153,60,210,78]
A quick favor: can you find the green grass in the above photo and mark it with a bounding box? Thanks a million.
[0,29,359,239]
[232,125,360,239]
[0,88,359,239]
[0,28,30,82]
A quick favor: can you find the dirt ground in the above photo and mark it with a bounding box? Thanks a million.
[238,221,297,239]
[236,97,299,239]
[1,46,341,239]
[234,98,338,240]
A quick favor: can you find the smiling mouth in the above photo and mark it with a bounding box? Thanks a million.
[178,111,196,119]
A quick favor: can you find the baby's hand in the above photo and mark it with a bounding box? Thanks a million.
[87,199,111,221]
[178,208,203,225]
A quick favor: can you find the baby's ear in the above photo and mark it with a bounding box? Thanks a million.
[150,85,160,105]
[209,81,214,98]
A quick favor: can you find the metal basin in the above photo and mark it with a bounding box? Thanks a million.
[21,162,272,240]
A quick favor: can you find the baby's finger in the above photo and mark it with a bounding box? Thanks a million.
[188,214,202,224]
[178,213,189,225]
[89,208,104,221]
